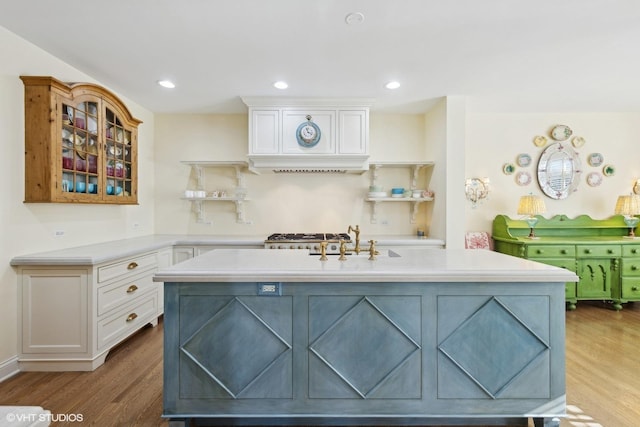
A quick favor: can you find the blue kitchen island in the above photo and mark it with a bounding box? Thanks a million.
[153,248,577,427]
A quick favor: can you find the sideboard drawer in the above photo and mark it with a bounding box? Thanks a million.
[97,253,158,283]
[622,245,640,258]
[526,245,575,258]
[621,259,640,277]
[576,245,621,258]
[97,293,158,351]
[621,278,640,299]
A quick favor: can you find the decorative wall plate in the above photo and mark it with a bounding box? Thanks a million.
[533,135,547,147]
[502,163,515,175]
[588,153,604,167]
[586,172,602,187]
[517,153,532,167]
[572,136,585,148]
[516,171,532,186]
[550,125,573,141]
[602,164,615,177]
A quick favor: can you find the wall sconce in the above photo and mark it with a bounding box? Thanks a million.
[633,179,640,195]
[615,193,640,238]
[517,194,546,239]
[465,177,490,208]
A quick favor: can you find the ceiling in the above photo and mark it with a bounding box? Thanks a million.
[2,0,640,114]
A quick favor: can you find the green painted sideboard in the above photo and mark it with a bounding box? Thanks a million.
[492,214,640,310]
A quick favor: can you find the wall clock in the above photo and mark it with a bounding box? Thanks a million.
[296,115,321,147]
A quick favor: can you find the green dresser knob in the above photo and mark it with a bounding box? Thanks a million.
[632,265,638,271]
[633,286,639,292]
[560,249,567,254]
[633,249,639,254]
[608,249,613,254]
[585,249,592,254]
[536,249,544,254]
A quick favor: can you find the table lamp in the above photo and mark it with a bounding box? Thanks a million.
[517,194,546,239]
[614,194,640,238]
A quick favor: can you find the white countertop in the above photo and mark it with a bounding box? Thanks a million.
[9,234,443,266]
[153,248,579,283]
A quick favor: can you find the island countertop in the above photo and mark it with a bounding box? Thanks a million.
[153,247,578,283]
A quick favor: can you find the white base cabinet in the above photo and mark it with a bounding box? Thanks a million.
[17,247,172,371]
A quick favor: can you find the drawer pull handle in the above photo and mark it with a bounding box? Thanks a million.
[633,249,639,254]
[632,266,638,271]
[585,249,592,254]
[536,249,544,254]
[126,284,138,293]
[633,286,639,292]
[561,249,567,254]
[608,249,613,254]
[126,313,138,322]
[127,262,139,270]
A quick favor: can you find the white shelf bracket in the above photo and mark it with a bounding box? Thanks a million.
[410,201,424,224]
[234,200,247,224]
[234,165,246,188]
[191,200,206,223]
[369,200,379,224]
[411,165,424,190]
[370,164,382,188]
[192,165,204,190]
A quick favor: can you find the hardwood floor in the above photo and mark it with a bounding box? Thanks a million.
[0,301,638,427]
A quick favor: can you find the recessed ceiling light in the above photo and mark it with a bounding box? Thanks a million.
[385,81,401,90]
[157,80,175,89]
[345,12,365,25]
[273,81,288,90]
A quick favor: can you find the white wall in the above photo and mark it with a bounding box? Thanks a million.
[0,27,156,371]
[465,112,640,234]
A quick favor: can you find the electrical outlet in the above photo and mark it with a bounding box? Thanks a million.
[381,220,389,225]
[132,222,140,229]
[54,230,65,237]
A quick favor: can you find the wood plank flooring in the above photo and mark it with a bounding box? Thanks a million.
[0,300,638,427]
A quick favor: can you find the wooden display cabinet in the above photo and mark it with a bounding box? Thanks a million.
[21,76,142,204]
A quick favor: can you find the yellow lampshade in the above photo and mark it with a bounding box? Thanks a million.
[614,194,640,216]
[517,195,546,216]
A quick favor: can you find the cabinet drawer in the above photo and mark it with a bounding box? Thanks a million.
[621,259,640,277]
[97,271,156,316]
[526,245,575,258]
[576,245,621,258]
[622,245,640,258]
[621,278,640,300]
[97,294,158,351]
[531,258,576,272]
[97,253,158,283]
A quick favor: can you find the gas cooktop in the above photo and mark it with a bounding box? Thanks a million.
[265,233,351,242]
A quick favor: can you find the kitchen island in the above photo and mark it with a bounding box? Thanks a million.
[154,248,577,427]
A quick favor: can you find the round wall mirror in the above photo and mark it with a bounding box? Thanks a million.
[537,142,582,199]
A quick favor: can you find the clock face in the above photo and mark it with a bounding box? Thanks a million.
[300,124,317,141]
[296,119,321,147]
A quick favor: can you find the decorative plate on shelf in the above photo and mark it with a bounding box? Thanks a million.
[603,164,615,177]
[517,153,532,167]
[572,136,585,148]
[502,163,516,175]
[550,124,573,141]
[516,171,532,186]
[533,135,547,147]
[586,172,602,187]
[588,153,604,167]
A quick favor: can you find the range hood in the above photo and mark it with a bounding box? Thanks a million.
[242,97,374,174]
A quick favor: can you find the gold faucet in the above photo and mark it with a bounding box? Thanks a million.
[347,224,362,254]
[319,240,328,261]
[339,235,379,261]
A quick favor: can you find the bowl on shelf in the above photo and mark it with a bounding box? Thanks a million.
[391,187,404,194]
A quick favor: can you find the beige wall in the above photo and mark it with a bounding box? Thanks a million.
[153,113,436,236]
[0,27,156,371]
[465,112,640,233]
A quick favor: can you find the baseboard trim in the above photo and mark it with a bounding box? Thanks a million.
[0,356,20,382]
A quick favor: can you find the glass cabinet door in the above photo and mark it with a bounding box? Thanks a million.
[61,101,100,196]
[105,107,133,198]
